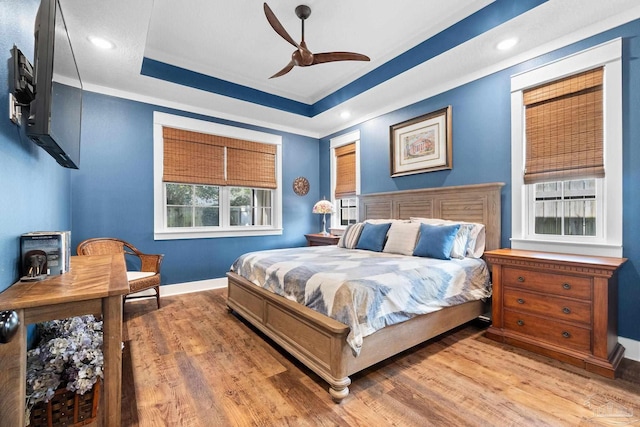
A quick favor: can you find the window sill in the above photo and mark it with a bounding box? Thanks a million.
[154,227,283,240]
[510,238,623,258]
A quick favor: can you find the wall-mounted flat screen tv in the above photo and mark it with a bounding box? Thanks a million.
[27,0,83,169]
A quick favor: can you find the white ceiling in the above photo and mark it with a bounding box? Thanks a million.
[61,0,640,138]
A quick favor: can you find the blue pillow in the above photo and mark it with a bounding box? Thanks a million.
[355,222,392,252]
[413,223,461,260]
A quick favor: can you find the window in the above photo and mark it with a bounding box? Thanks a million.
[229,187,272,226]
[338,197,357,226]
[511,39,622,257]
[164,184,272,228]
[330,131,360,230]
[166,183,219,227]
[532,179,599,237]
[153,112,282,240]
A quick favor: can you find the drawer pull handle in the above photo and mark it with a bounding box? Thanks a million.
[517,298,525,304]
[562,283,571,290]
[562,307,571,314]
[562,331,571,338]
[517,320,524,326]
[517,276,525,282]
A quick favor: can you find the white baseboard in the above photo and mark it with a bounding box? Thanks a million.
[619,337,640,362]
[128,277,227,299]
[133,278,640,363]
[160,277,227,296]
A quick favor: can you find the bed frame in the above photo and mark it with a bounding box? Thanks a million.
[227,182,504,402]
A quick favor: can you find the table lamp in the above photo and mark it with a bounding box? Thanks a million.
[312,199,334,236]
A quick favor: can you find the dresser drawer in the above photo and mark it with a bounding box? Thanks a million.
[502,267,592,300]
[503,288,591,324]
[504,309,591,353]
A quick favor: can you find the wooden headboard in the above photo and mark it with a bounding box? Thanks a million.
[358,182,505,251]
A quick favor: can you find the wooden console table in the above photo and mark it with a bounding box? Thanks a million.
[0,254,128,427]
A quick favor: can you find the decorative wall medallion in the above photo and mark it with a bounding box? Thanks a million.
[293,176,310,196]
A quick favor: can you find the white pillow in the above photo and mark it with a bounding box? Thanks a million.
[364,219,410,224]
[383,222,421,256]
[410,217,486,258]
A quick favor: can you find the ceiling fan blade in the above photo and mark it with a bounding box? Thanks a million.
[312,52,371,65]
[269,61,295,79]
[263,3,299,49]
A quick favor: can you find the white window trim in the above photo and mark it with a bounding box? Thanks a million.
[510,38,623,257]
[153,111,283,240]
[329,130,361,231]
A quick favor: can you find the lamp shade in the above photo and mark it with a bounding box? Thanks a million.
[312,200,334,214]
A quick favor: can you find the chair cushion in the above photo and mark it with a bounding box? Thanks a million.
[127,271,156,281]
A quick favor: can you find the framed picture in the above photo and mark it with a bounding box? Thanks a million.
[390,106,452,177]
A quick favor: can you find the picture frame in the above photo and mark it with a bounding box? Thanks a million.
[390,106,452,177]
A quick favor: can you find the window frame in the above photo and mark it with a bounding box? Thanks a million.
[510,38,622,257]
[153,112,282,240]
[329,130,361,231]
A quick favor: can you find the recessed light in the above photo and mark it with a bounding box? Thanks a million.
[88,36,115,49]
[340,111,351,119]
[497,37,518,51]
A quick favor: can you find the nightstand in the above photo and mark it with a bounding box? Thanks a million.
[305,233,340,246]
[484,248,627,378]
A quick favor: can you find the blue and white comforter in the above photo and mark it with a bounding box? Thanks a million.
[230,246,490,356]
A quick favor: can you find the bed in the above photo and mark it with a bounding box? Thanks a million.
[227,182,504,402]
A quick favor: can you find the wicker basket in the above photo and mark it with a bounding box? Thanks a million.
[29,381,100,427]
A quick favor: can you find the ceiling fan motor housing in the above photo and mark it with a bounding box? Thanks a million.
[295,5,311,20]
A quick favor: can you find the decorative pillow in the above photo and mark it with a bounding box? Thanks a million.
[413,223,460,260]
[450,223,474,259]
[410,217,486,258]
[465,224,486,258]
[383,222,421,256]
[337,223,364,249]
[356,222,392,252]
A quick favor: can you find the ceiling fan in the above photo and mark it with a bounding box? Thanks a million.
[263,3,370,78]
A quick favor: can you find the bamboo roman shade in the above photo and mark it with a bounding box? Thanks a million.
[523,67,604,184]
[163,127,276,189]
[334,143,356,199]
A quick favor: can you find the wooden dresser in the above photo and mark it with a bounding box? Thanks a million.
[484,249,627,378]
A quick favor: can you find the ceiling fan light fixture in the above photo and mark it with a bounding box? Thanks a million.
[496,37,518,51]
[88,36,115,50]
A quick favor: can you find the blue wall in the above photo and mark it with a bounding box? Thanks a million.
[2,1,637,344]
[320,20,640,341]
[0,0,71,294]
[71,92,320,285]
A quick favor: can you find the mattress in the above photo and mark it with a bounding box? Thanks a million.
[231,246,491,355]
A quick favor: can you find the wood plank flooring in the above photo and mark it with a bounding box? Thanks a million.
[121,289,640,426]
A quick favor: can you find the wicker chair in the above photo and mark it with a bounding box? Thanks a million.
[76,238,164,309]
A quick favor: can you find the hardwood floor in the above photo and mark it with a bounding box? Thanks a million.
[121,289,640,426]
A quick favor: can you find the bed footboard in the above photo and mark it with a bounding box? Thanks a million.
[227,272,486,402]
[226,272,353,401]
